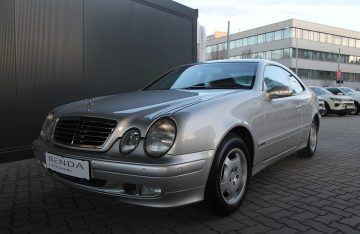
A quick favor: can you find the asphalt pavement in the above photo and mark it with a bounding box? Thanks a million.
[1,115,360,234]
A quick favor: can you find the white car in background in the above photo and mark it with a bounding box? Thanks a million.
[326,87,360,115]
[309,86,355,116]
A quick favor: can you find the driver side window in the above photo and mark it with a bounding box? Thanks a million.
[264,65,290,90]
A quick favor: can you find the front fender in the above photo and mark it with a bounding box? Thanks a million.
[167,92,265,156]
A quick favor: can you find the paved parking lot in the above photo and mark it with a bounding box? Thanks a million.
[1,116,360,234]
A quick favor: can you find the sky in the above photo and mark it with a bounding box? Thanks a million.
[174,0,360,35]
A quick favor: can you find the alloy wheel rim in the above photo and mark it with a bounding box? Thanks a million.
[220,148,247,205]
[309,123,317,152]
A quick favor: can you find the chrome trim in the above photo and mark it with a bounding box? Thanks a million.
[51,116,118,151]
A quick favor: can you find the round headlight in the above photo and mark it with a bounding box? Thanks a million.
[145,118,176,158]
[120,129,141,154]
[40,112,54,139]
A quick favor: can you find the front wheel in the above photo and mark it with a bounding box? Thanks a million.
[205,134,251,216]
[298,119,318,158]
[351,103,360,115]
[323,102,330,116]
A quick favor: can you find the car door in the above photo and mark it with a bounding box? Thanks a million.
[261,65,303,160]
[286,70,312,143]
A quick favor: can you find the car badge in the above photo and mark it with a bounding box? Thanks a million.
[85,98,94,112]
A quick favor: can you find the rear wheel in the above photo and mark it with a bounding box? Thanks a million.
[298,119,318,158]
[205,134,251,216]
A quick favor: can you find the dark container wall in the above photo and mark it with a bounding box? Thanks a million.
[0,0,17,153]
[0,0,197,162]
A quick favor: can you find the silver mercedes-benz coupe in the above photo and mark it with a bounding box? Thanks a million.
[33,60,320,215]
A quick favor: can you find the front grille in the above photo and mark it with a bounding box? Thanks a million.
[53,116,117,148]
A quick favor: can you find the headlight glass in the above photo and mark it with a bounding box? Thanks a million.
[330,98,342,102]
[145,118,176,158]
[120,129,140,154]
[40,112,54,139]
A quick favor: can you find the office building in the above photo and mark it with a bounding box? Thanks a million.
[206,19,360,88]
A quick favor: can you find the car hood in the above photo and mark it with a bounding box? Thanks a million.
[316,93,352,101]
[54,89,239,120]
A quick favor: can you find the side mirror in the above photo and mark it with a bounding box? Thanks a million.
[267,86,293,99]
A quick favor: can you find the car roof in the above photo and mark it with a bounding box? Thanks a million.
[204,59,273,66]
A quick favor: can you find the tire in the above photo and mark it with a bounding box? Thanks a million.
[205,134,251,216]
[298,119,318,158]
[323,102,330,116]
[352,102,360,115]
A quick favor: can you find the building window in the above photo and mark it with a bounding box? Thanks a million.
[271,50,283,60]
[302,30,310,40]
[327,34,334,44]
[266,32,274,42]
[313,32,319,41]
[274,30,282,40]
[229,40,236,49]
[257,34,265,44]
[236,39,242,48]
[243,38,248,46]
[334,36,341,45]
[319,33,326,43]
[248,36,257,45]
[283,28,291,39]
[283,48,290,59]
[349,38,355,47]
[265,51,272,59]
[257,52,265,59]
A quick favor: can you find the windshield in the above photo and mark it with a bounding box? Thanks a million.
[310,86,333,95]
[145,62,258,90]
[341,87,358,95]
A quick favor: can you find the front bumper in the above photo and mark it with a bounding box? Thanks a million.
[33,138,214,208]
[329,102,355,114]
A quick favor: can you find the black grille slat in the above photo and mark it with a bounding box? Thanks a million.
[57,119,116,126]
[53,116,117,148]
[55,127,111,134]
[55,130,109,139]
[57,123,115,130]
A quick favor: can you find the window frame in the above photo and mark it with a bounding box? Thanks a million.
[263,64,305,96]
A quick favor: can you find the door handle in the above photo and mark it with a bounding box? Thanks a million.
[296,104,301,110]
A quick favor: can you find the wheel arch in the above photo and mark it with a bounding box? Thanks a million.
[218,125,255,168]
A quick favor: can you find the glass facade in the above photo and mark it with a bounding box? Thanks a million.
[207,25,360,82]
[293,48,360,64]
[206,27,360,54]
[206,28,291,53]
[295,69,360,82]
[228,47,360,65]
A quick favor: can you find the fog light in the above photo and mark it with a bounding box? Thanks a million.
[140,185,162,196]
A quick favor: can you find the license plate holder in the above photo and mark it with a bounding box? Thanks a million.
[45,153,90,180]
